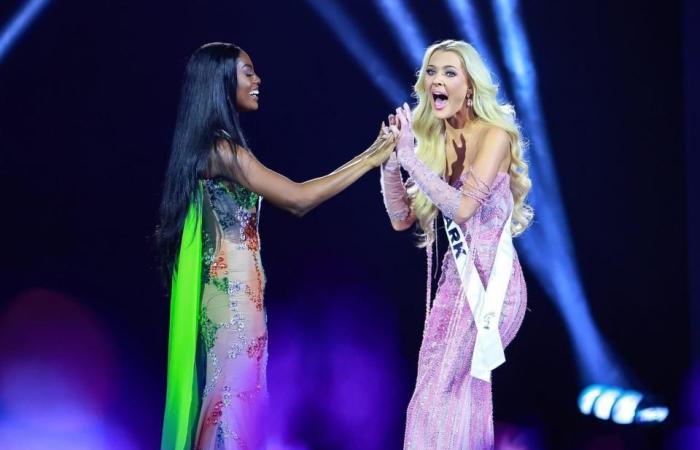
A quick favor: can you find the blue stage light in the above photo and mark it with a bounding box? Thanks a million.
[578,384,604,415]
[443,0,501,74]
[593,387,623,420]
[636,406,669,423]
[611,391,644,424]
[305,0,407,105]
[0,0,51,64]
[489,0,624,386]
[377,0,427,68]
[579,385,668,425]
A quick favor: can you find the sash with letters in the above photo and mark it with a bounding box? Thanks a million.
[442,208,514,382]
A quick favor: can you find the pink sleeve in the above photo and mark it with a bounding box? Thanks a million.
[380,153,411,221]
[396,146,492,220]
[461,167,492,205]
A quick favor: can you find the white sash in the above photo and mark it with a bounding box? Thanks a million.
[443,208,514,382]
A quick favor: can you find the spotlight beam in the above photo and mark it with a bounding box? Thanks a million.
[489,0,624,384]
[0,0,52,64]
[376,0,428,68]
[305,0,407,105]
[444,0,501,73]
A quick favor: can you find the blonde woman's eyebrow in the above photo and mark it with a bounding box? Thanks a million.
[426,64,459,70]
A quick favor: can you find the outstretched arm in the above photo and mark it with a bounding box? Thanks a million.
[210,128,395,217]
[392,104,509,224]
[380,152,416,231]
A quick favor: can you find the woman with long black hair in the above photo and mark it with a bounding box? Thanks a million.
[158,42,394,450]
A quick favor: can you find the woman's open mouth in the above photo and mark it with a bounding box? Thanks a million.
[432,91,448,110]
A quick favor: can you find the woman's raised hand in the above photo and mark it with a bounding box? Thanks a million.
[364,121,397,168]
[388,103,415,151]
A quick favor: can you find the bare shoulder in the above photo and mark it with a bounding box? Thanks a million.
[476,124,511,171]
[215,138,244,156]
[215,139,255,166]
[475,125,510,159]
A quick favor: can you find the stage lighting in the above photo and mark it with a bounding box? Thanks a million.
[305,0,407,105]
[377,0,427,67]
[611,391,644,424]
[577,384,604,415]
[592,387,622,420]
[578,385,668,425]
[0,0,51,63]
[636,406,669,423]
[443,0,500,69]
[489,0,626,387]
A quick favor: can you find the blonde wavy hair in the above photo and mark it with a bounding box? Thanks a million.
[409,39,533,246]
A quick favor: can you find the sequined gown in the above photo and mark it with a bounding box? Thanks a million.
[404,172,527,450]
[195,179,268,450]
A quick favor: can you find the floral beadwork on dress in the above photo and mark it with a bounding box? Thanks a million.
[204,179,261,252]
[236,388,262,404]
[208,276,225,293]
[202,231,215,284]
[203,349,222,398]
[247,332,268,362]
[196,177,267,450]
[242,216,260,252]
[205,400,225,426]
[228,182,259,210]
[200,305,221,353]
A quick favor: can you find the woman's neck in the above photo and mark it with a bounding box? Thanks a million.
[445,111,478,142]
[442,108,481,181]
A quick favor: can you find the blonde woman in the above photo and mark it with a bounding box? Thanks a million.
[381,40,533,449]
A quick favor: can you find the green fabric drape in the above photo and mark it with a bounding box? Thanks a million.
[161,186,203,450]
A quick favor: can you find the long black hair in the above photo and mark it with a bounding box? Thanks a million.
[158,42,248,282]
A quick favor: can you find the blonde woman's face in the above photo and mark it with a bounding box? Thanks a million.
[423,50,469,120]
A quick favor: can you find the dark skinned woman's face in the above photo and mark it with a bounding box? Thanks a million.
[235,51,261,112]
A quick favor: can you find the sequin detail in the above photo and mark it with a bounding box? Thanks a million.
[227,182,259,210]
[202,230,216,285]
[247,333,268,361]
[211,276,229,294]
[200,305,221,353]
[250,258,264,311]
[205,400,225,426]
[201,399,250,450]
[397,145,463,219]
[205,180,260,250]
[196,177,267,449]
[223,296,246,360]
[380,155,411,221]
[242,216,260,252]
[237,388,262,403]
[203,349,221,398]
[403,172,527,450]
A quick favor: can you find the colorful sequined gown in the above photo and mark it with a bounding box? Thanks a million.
[404,172,527,450]
[195,179,268,450]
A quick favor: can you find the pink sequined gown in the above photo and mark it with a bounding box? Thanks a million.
[403,172,527,450]
[195,179,268,450]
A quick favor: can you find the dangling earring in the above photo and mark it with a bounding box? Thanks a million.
[466,87,474,108]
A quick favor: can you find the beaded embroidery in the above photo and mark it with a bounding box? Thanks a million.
[200,305,220,353]
[247,332,268,362]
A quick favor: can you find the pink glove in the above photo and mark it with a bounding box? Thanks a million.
[392,104,463,220]
[380,152,410,221]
